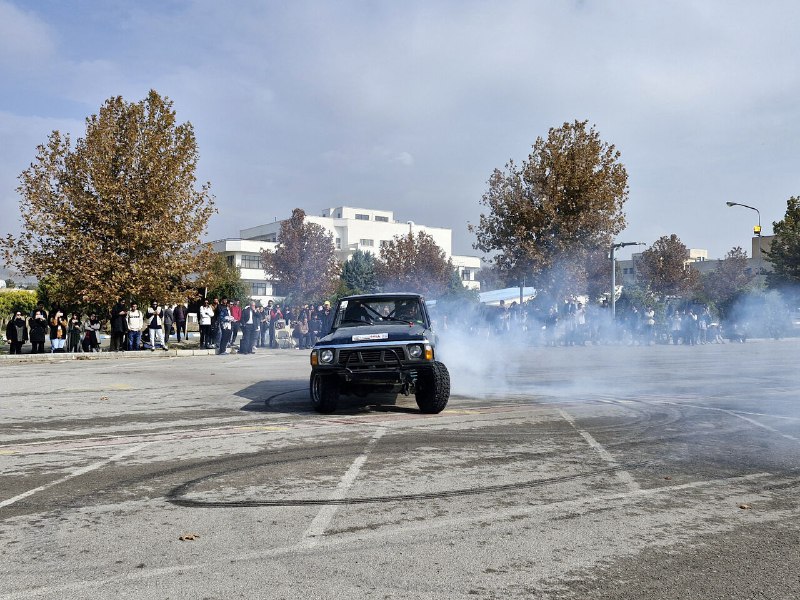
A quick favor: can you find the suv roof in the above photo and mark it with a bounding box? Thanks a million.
[339,292,425,301]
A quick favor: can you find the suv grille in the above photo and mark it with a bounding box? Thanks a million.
[338,347,405,365]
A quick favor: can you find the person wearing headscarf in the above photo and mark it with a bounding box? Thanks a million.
[49,309,68,353]
[67,312,82,353]
[82,312,102,352]
[28,310,48,353]
[6,310,29,354]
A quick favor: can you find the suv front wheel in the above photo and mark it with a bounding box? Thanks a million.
[310,372,339,414]
[415,361,450,414]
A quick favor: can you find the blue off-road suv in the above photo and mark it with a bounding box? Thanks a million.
[309,293,450,414]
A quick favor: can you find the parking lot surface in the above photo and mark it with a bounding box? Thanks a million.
[2,339,799,599]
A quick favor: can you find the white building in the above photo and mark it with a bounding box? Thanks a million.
[619,248,708,285]
[212,206,481,304]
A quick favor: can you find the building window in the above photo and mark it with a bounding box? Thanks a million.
[240,254,262,269]
[226,255,234,266]
[251,282,267,296]
[375,216,389,222]
[336,238,341,249]
[360,239,374,247]
[379,240,390,248]
[461,270,471,281]
[355,213,370,220]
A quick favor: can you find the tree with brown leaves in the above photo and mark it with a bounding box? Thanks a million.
[0,90,216,309]
[375,231,454,297]
[261,208,340,301]
[471,120,628,298]
[638,234,699,298]
[700,246,757,319]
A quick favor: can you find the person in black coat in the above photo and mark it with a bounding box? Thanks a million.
[239,300,259,354]
[109,299,128,352]
[172,303,187,342]
[6,311,29,354]
[28,310,48,353]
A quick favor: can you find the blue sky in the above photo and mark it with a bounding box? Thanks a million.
[1,0,798,263]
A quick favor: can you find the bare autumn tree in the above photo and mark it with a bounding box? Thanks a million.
[261,208,340,301]
[700,246,756,319]
[585,246,620,303]
[375,231,454,297]
[470,120,628,298]
[0,90,215,308]
[637,234,699,297]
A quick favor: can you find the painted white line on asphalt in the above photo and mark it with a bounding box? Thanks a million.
[653,400,800,443]
[0,471,775,599]
[722,410,800,443]
[301,427,387,546]
[0,442,153,509]
[558,408,640,492]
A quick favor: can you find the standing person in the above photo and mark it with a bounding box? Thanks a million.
[30,302,48,322]
[67,312,82,353]
[217,297,233,355]
[49,309,68,353]
[210,298,221,349]
[269,303,283,349]
[126,302,144,350]
[199,299,214,348]
[82,313,102,352]
[643,306,656,345]
[293,316,310,349]
[257,306,269,348]
[173,303,187,342]
[6,311,28,354]
[699,307,711,344]
[109,299,128,352]
[28,310,48,353]
[162,304,174,346]
[670,310,682,344]
[308,311,323,347]
[239,300,259,354]
[146,301,168,351]
[320,301,334,336]
[230,300,242,346]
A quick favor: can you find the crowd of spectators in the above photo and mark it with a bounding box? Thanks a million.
[3,297,338,356]
[4,293,770,356]
[436,297,743,347]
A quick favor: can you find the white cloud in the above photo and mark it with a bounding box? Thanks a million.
[0,1,55,70]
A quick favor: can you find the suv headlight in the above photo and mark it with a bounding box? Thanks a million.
[320,349,334,364]
[408,344,423,359]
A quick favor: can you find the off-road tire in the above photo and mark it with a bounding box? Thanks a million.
[310,372,339,414]
[415,361,450,414]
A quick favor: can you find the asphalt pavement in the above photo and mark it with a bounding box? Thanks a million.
[1,338,799,599]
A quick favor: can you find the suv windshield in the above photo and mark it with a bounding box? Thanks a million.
[334,298,427,328]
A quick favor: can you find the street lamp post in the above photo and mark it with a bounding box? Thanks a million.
[611,241,646,320]
[726,201,762,272]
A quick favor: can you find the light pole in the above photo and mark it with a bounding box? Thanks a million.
[726,201,762,272]
[611,241,646,319]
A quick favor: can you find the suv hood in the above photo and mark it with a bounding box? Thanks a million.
[317,323,429,346]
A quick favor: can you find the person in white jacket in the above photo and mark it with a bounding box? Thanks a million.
[146,301,168,351]
[199,299,215,349]
[126,302,144,350]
